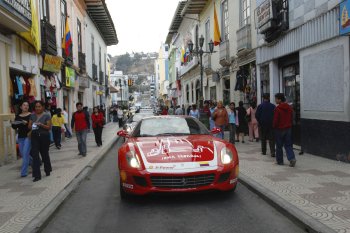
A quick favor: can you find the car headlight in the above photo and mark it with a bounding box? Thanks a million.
[220,147,233,165]
[126,151,141,168]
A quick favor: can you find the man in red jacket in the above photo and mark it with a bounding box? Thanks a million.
[71,102,90,157]
[273,93,296,167]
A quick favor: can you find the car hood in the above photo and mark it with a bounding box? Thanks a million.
[134,135,219,173]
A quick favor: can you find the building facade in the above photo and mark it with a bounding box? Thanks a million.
[255,0,348,159]
[0,0,117,165]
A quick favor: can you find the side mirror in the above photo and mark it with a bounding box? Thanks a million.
[117,130,130,138]
[211,127,222,134]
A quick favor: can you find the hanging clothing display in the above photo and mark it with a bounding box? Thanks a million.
[235,69,248,91]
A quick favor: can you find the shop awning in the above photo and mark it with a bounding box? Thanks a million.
[85,0,118,46]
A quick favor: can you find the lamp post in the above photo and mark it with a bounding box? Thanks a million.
[188,35,215,109]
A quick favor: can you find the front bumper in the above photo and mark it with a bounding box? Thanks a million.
[119,165,239,195]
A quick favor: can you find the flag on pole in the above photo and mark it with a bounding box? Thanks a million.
[181,47,185,64]
[62,17,72,57]
[213,2,221,46]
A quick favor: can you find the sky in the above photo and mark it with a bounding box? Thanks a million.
[105,0,180,56]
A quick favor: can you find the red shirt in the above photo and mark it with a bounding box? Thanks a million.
[273,103,293,129]
[91,112,104,128]
[73,111,89,131]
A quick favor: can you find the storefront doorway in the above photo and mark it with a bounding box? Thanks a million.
[282,64,301,146]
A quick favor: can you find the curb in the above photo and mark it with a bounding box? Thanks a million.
[238,173,337,233]
[20,134,121,233]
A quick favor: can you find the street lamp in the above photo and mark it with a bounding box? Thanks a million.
[188,35,215,109]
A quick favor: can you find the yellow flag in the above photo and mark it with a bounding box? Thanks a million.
[213,3,221,46]
[20,0,40,54]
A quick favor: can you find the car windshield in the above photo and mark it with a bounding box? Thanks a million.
[132,117,210,137]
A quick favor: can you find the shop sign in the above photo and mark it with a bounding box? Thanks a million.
[96,90,104,95]
[256,0,274,32]
[340,0,350,36]
[43,54,62,73]
[78,76,89,88]
[65,67,75,87]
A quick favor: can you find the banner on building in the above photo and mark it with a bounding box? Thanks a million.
[340,0,350,35]
[42,54,62,73]
[19,0,40,54]
[65,67,75,87]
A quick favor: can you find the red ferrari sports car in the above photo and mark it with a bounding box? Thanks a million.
[117,116,239,198]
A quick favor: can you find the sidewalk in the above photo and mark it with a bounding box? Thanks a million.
[227,132,350,233]
[0,123,121,233]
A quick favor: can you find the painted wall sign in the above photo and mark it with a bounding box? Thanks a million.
[1,0,31,23]
[42,54,62,73]
[340,0,350,35]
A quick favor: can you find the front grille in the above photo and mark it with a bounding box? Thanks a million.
[151,174,215,189]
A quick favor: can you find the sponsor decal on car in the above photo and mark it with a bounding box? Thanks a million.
[230,178,238,184]
[199,161,210,167]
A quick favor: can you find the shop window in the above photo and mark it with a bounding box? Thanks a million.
[210,86,216,102]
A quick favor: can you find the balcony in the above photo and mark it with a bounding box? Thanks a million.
[237,24,252,54]
[41,19,57,55]
[219,40,230,67]
[179,56,198,77]
[99,71,104,85]
[92,64,98,81]
[78,52,86,74]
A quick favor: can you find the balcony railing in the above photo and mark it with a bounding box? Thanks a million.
[99,71,104,85]
[0,114,16,166]
[237,24,252,52]
[78,52,86,74]
[92,64,98,81]
[41,19,57,55]
[62,48,73,65]
[179,56,198,77]
[219,40,230,67]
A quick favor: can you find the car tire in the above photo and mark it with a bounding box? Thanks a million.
[119,180,128,200]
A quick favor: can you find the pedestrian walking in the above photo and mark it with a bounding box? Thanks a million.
[228,102,238,144]
[236,101,248,143]
[186,105,192,115]
[51,108,65,150]
[28,101,52,182]
[212,101,228,139]
[111,106,118,123]
[181,105,186,116]
[71,102,90,157]
[117,106,124,127]
[247,102,259,142]
[201,102,211,129]
[11,101,31,177]
[168,105,175,115]
[256,93,276,157]
[273,93,296,167]
[91,106,104,147]
[189,104,200,119]
[161,106,168,115]
[209,102,216,130]
[175,105,183,115]
[63,107,72,138]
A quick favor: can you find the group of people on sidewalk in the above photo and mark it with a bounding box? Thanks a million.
[159,92,296,167]
[11,102,107,182]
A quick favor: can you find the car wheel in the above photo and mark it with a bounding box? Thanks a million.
[119,180,128,200]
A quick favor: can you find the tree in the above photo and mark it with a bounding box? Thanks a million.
[115,53,132,73]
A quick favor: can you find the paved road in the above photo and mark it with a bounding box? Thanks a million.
[41,123,304,233]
